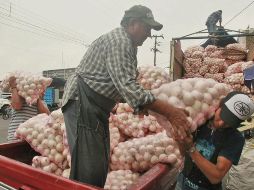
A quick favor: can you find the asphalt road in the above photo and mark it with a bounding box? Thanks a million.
[0,117,9,143]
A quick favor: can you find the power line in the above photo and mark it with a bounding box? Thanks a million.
[0,9,89,46]
[0,1,90,46]
[0,17,86,47]
[0,11,83,44]
[224,0,254,26]
[0,0,87,38]
[8,2,89,41]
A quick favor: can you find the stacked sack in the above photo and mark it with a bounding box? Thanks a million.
[0,71,52,105]
[32,156,64,176]
[110,103,163,138]
[110,131,183,172]
[183,43,248,83]
[137,66,170,90]
[224,61,254,94]
[183,45,226,82]
[104,170,140,190]
[224,43,248,62]
[15,109,71,177]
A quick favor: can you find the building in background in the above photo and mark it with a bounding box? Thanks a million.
[42,68,75,80]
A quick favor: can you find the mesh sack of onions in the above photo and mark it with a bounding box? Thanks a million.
[104,170,140,190]
[199,65,210,76]
[109,119,126,152]
[184,62,193,73]
[230,84,242,91]
[209,65,220,74]
[225,62,246,77]
[220,62,229,73]
[184,46,205,58]
[151,78,231,133]
[62,168,71,178]
[225,43,247,53]
[137,66,170,90]
[184,58,203,67]
[224,73,244,85]
[241,86,251,94]
[110,131,183,173]
[110,103,163,138]
[203,57,225,68]
[226,55,246,61]
[205,45,218,53]
[183,72,203,78]
[191,51,204,59]
[204,73,225,83]
[187,61,202,74]
[225,59,239,66]
[0,71,52,105]
[32,156,66,176]
[209,50,224,59]
[15,110,69,168]
[241,61,254,71]
[62,126,71,167]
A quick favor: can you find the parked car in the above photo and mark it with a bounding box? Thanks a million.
[0,97,11,120]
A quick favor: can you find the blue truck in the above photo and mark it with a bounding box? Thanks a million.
[43,87,60,111]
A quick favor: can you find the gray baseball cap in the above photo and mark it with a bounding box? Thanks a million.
[220,91,254,128]
[122,5,163,31]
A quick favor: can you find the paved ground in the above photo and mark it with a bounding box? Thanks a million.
[0,117,9,143]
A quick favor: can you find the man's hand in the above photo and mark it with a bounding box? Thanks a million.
[178,134,194,155]
[168,107,192,140]
[143,99,192,140]
[9,76,17,89]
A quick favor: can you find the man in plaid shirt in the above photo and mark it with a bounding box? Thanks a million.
[206,10,222,35]
[61,5,191,187]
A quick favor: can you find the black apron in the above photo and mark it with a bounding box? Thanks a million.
[63,75,115,187]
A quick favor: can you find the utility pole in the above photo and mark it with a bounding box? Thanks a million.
[151,35,164,66]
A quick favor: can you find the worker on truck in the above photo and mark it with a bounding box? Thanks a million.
[61,5,191,188]
[206,10,222,35]
[176,91,254,190]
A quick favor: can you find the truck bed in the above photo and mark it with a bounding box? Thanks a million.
[0,141,177,190]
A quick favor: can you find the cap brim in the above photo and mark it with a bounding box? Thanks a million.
[142,19,163,31]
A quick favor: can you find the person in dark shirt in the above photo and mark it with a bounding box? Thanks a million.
[175,91,254,190]
[206,10,222,35]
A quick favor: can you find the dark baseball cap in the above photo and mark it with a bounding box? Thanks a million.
[122,5,163,31]
[220,91,254,128]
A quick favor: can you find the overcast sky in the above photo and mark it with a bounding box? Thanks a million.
[0,0,253,79]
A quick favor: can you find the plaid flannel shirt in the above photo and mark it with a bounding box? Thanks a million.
[206,11,222,25]
[61,27,155,112]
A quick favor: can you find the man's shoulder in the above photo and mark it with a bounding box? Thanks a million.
[224,128,245,145]
[104,27,131,44]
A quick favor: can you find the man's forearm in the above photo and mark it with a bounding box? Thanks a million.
[190,151,225,184]
[143,99,176,118]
